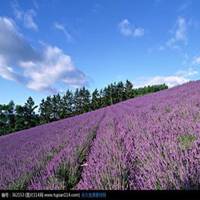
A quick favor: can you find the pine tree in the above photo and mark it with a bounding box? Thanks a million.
[46,96,53,122]
[0,80,169,136]
[125,80,134,99]
[39,99,48,124]
[7,101,15,132]
[74,88,81,114]
[55,94,62,120]
[99,89,105,107]
[91,89,100,110]
[15,105,26,131]
[60,90,74,118]
[82,87,91,113]
[73,87,91,114]
[0,104,7,135]
[23,97,38,128]
[103,86,112,106]
[116,81,125,102]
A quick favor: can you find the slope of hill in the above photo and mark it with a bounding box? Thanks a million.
[1,81,200,190]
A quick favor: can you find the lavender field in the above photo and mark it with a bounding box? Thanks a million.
[1,81,200,190]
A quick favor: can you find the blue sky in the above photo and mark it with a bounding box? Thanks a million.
[0,0,200,105]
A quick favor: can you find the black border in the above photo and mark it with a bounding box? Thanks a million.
[0,190,199,200]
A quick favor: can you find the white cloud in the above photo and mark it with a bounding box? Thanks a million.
[135,68,198,88]
[166,17,187,48]
[153,16,191,52]
[0,55,25,82]
[23,9,38,31]
[12,1,23,20]
[0,17,16,31]
[176,68,198,77]
[62,70,88,88]
[0,17,88,92]
[134,27,145,37]
[54,22,72,42]
[24,46,78,91]
[12,2,38,31]
[193,56,200,65]
[0,55,17,81]
[146,75,188,88]
[118,19,144,37]
[0,17,39,63]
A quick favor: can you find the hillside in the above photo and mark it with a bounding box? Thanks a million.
[1,80,200,190]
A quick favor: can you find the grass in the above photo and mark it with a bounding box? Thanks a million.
[8,173,33,190]
[54,128,99,190]
[178,134,197,150]
[56,162,79,190]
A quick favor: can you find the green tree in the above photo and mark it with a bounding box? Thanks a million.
[74,88,81,114]
[125,80,134,99]
[0,104,7,135]
[0,80,169,136]
[50,94,62,121]
[91,89,100,110]
[39,96,53,123]
[103,85,113,106]
[81,87,91,113]
[15,105,26,131]
[99,89,105,107]
[60,90,74,118]
[0,101,16,134]
[7,101,15,132]
[23,97,39,128]
[74,87,91,114]
[116,81,125,102]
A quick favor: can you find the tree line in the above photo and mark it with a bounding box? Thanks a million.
[0,80,168,136]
